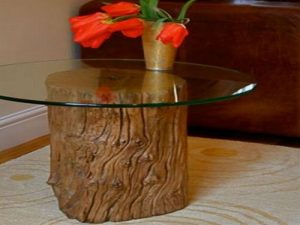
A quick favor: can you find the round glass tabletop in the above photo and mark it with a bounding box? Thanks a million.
[0,59,256,108]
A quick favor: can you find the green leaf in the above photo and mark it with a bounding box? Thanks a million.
[177,0,197,22]
[148,0,159,10]
[139,0,160,21]
[139,0,150,18]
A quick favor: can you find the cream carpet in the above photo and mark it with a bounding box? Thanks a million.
[0,137,299,225]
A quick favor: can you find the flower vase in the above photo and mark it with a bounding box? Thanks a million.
[142,22,177,71]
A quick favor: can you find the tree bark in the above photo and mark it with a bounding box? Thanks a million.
[46,69,188,223]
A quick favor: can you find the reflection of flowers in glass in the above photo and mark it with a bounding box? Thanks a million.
[96,86,116,104]
[69,0,195,48]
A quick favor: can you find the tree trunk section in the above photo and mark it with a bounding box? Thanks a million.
[46,68,188,223]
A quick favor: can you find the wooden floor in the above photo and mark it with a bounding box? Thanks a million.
[0,135,50,164]
[0,129,299,165]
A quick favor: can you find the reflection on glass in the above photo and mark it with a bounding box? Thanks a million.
[233,84,256,95]
[45,68,187,106]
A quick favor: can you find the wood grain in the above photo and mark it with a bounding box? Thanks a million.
[46,69,188,223]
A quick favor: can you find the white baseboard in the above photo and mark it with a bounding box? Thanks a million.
[0,106,49,151]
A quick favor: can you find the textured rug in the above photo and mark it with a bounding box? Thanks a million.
[0,137,299,225]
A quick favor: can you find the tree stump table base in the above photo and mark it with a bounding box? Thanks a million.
[47,106,187,223]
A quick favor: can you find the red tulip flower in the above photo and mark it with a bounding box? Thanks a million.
[70,12,109,32]
[110,18,144,38]
[156,23,189,48]
[80,32,112,49]
[101,2,140,17]
[70,12,112,48]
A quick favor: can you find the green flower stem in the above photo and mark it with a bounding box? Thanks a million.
[156,8,173,21]
[111,15,139,22]
[177,0,197,22]
[110,0,197,24]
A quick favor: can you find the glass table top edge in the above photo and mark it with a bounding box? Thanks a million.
[0,59,256,108]
[0,86,256,108]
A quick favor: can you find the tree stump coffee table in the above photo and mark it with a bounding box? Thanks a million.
[0,59,256,223]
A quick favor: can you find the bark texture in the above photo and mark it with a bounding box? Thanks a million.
[46,69,188,223]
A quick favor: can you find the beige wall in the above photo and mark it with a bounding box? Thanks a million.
[0,0,83,116]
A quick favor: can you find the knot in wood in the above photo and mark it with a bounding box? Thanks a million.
[86,179,98,187]
[111,178,123,189]
[143,174,159,185]
[134,138,144,147]
[121,160,131,167]
[120,139,127,145]
[138,153,153,163]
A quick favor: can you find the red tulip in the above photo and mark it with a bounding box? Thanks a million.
[70,12,112,48]
[110,18,144,38]
[70,12,109,32]
[101,2,140,17]
[156,23,189,48]
[80,32,112,48]
[69,12,144,49]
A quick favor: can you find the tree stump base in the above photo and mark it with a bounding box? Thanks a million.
[46,68,188,223]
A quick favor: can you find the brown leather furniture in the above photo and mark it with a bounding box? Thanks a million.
[78,0,300,137]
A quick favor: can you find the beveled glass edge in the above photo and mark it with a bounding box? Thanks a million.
[0,84,256,108]
[0,58,257,108]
